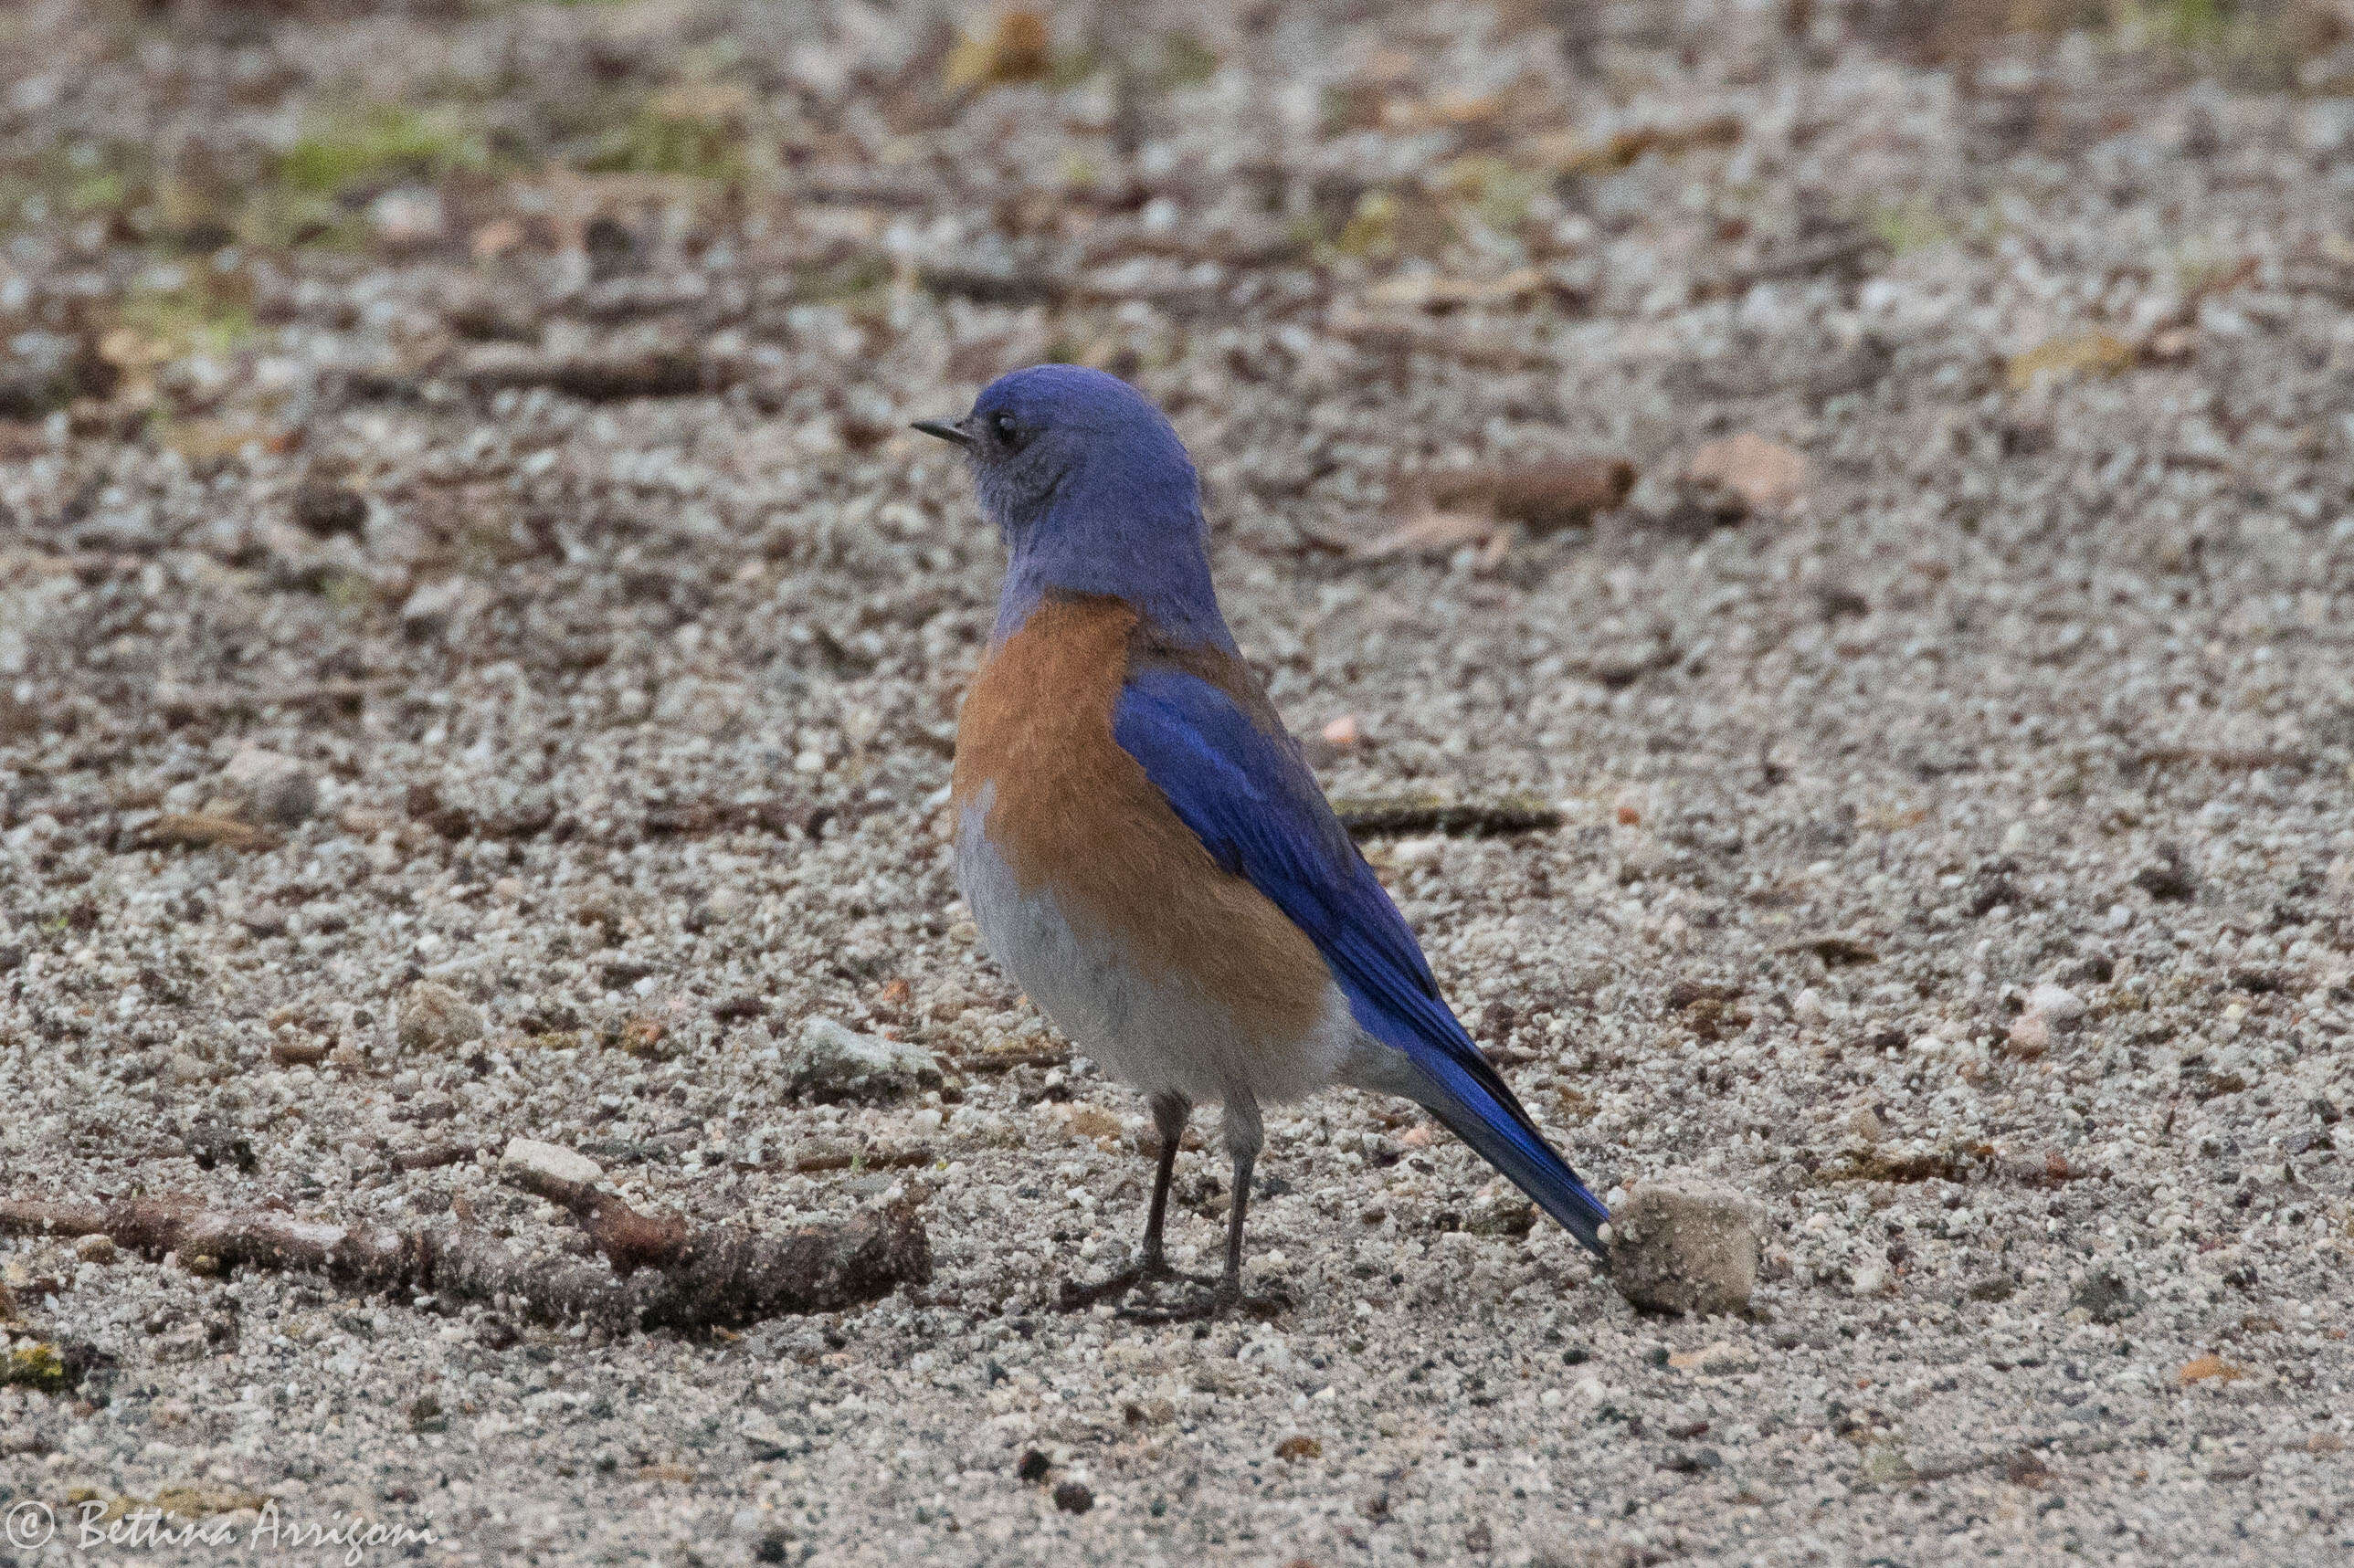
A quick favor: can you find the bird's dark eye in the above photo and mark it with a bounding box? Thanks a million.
[989,410,1024,448]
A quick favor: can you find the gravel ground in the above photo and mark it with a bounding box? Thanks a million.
[4,1,2354,1563]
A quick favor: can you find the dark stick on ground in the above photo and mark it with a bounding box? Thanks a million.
[1335,797,1565,839]
[0,1186,928,1333]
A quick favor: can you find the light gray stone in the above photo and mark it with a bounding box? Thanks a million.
[216,745,319,826]
[396,981,484,1053]
[1609,1183,1766,1317]
[400,576,489,641]
[501,1137,604,1192]
[2028,982,2087,1029]
[787,1016,942,1104]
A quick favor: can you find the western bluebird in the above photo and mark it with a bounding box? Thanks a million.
[917,365,1610,1316]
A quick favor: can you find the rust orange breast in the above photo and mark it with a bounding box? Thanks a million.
[952,595,1331,1041]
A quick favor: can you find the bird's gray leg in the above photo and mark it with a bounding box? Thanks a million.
[1139,1091,1189,1276]
[1115,1089,1288,1323]
[1055,1090,1192,1311]
[1215,1089,1262,1308]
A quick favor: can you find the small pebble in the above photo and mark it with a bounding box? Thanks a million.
[786,1017,943,1104]
[1609,1184,1765,1317]
[501,1138,605,1192]
[214,746,319,826]
[397,982,485,1053]
[2027,983,2086,1028]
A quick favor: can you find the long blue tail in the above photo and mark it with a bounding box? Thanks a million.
[1408,1049,1613,1259]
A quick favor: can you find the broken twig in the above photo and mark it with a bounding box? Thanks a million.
[0,1188,928,1333]
[1335,796,1564,839]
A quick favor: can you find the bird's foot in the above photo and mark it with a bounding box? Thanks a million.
[1055,1263,1145,1312]
[1114,1276,1292,1325]
[1054,1256,1209,1313]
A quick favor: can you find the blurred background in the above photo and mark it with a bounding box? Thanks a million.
[5,0,2352,988]
[5,0,2354,542]
[6,0,2354,585]
[5,0,2353,1034]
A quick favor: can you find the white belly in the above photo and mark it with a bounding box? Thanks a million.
[955,805,1363,1108]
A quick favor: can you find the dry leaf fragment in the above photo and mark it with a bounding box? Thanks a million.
[1382,91,1506,132]
[0,691,44,739]
[2004,1451,2053,1489]
[1352,506,1497,561]
[163,418,280,465]
[453,344,719,402]
[1365,267,1567,311]
[945,10,1052,93]
[648,80,755,126]
[1057,1105,1123,1146]
[1666,1341,1758,1374]
[151,1485,269,1521]
[1686,432,1806,517]
[471,218,525,260]
[1530,115,1744,177]
[2006,330,2136,391]
[617,1016,669,1058]
[1431,458,1635,533]
[2177,1353,2246,1385]
[1356,456,1634,560]
[133,813,280,852]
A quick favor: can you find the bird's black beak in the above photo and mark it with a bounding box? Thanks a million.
[912,417,971,447]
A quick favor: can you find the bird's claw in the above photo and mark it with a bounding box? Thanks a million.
[1054,1257,1216,1312]
[1055,1264,1145,1312]
[1114,1279,1291,1324]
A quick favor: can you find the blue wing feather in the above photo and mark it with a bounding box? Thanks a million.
[1114,665,1612,1257]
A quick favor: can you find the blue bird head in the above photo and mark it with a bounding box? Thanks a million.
[915,365,1233,649]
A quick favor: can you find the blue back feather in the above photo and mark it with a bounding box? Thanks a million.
[1113,667,1613,1257]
